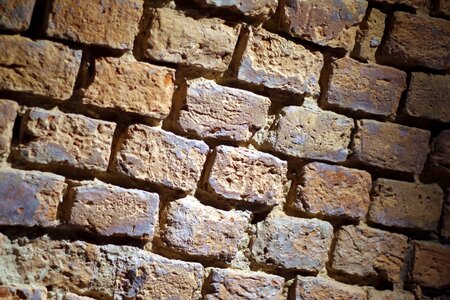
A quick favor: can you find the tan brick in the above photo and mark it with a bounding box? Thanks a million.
[404,73,450,123]
[366,288,415,300]
[113,124,209,192]
[0,35,81,100]
[207,145,289,207]
[47,0,143,49]
[251,212,333,272]
[19,108,116,172]
[0,100,18,161]
[410,241,450,289]
[161,196,249,261]
[237,27,324,96]
[326,57,406,117]
[0,0,35,31]
[0,168,66,227]
[292,162,371,220]
[441,193,450,240]
[368,179,444,232]
[145,8,239,72]
[82,56,175,120]
[266,101,354,162]
[378,12,450,70]
[372,0,428,9]
[292,276,367,300]
[69,181,159,238]
[0,285,47,300]
[193,0,278,19]
[353,119,430,174]
[331,225,408,284]
[204,268,284,300]
[353,8,386,62]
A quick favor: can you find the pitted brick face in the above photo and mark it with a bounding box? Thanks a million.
[0,0,35,32]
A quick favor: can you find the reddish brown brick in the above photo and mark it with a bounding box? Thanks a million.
[0,285,47,300]
[353,8,386,62]
[366,288,414,300]
[192,0,278,19]
[292,276,367,300]
[0,0,35,31]
[0,100,18,161]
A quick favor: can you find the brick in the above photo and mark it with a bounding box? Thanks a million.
[353,119,430,174]
[0,100,18,161]
[435,0,450,17]
[113,124,209,192]
[441,193,450,240]
[69,181,160,238]
[280,0,367,49]
[352,8,386,62]
[292,276,367,300]
[366,288,414,300]
[161,196,249,261]
[410,241,450,289]
[178,78,271,142]
[47,0,143,49]
[430,131,450,168]
[331,225,408,284]
[145,8,239,72]
[207,145,289,207]
[368,179,444,232]
[204,268,284,300]
[237,27,324,96]
[326,57,407,117]
[404,73,450,123]
[82,56,175,120]
[19,108,116,172]
[0,168,66,227]
[378,12,450,70]
[0,0,35,31]
[251,212,333,272]
[372,0,428,9]
[65,293,95,300]
[0,35,81,100]
[0,285,47,300]
[192,0,278,19]
[292,162,371,220]
[266,101,354,162]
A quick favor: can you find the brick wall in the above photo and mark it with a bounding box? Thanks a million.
[0,0,449,299]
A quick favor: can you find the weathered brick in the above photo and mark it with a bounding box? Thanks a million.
[292,162,371,220]
[145,8,239,72]
[0,0,35,31]
[326,57,406,117]
[266,100,354,162]
[410,241,450,289]
[0,35,81,100]
[65,293,95,300]
[366,288,415,300]
[353,119,430,173]
[0,100,18,161]
[82,56,175,120]
[113,124,209,192]
[251,212,333,272]
[431,131,450,168]
[19,108,116,172]
[331,225,408,284]
[161,196,249,261]
[280,0,367,49]
[237,27,324,96]
[292,276,367,300]
[368,179,444,232]
[372,0,428,9]
[441,193,450,240]
[404,73,450,123]
[378,12,450,70]
[192,0,278,19]
[0,168,66,227]
[353,8,386,62]
[47,0,143,49]
[204,268,284,300]
[207,145,289,207]
[69,181,159,238]
[0,285,47,300]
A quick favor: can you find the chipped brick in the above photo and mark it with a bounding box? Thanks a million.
[292,276,367,300]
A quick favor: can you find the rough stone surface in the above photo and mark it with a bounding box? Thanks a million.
[0,0,35,31]
[404,73,450,123]
[366,288,415,300]
[410,241,450,289]
[178,78,271,142]
[293,162,372,220]
[430,130,450,168]
[0,285,47,300]
[69,181,160,238]
[65,293,95,300]
[368,179,444,232]
[326,57,407,117]
[82,56,175,120]
[237,27,324,96]
[251,212,333,272]
[266,101,354,162]
[352,119,430,173]
[0,35,81,100]
[292,276,367,300]
[331,225,408,284]
[113,124,209,192]
[372,0,428,9]
[352,8,386,62]
[145,8,239,72]
[207,145,289,207]
[441,193,450,240]
[47,0,143,49]
[0,168,66,227]
[0,100,18,161]
[19,108,116,172]
[192,0,278,19]
[378,12,450,70]
[204,268,284,300]
[161,196,249,261]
